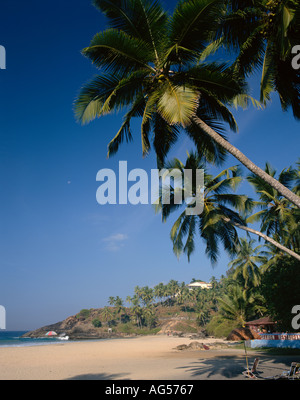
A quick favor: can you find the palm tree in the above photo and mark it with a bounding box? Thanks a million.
[213,0,300,117]
[74,0,300,208]
[217,284,251,326]
[127,295,143,328]
[140,286,154,306]
[208,276,220,309]
[247,162,300,255]
[107,295,124,322]
[153,282,166,304]
[133,286,143,303]
[131,304,143,328]
[101,306,113,322]
[180,284,193,315]
[227,238,267,288]
[108,296,115,306]
[142,305,157,328]
[126,295,133,306]
[165,280,180,305]
[156,151,300,261]
[210,276,218,289]
[167,280,180,297]
[175,282,187,305]
[195,304,211,326]
[114,296,125,318]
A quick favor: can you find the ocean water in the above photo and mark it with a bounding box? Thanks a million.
[0,331,64,348]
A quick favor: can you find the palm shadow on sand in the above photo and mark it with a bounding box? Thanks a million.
[176,354,295,380]
[176,356,248,379]
[66,372,130,380]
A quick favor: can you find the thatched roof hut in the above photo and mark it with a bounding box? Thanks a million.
[245,317,276,332]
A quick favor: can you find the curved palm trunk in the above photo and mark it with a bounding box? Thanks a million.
[192,116,300,209]
[223,217,300,261]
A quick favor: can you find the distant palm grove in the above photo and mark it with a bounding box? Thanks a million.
[74,0,300,335]
[82,259,300,336]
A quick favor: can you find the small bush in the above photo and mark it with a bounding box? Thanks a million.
[205,314,237,338]
[92,318,102,328]
[118,322,135,334]
[76,309,91,319]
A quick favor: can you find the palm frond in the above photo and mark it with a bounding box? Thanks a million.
[107,94,146,156]
[152,114,180,165]
[275,58,300,120]
[183,216,196,261]
[82,29,155,74]
[199,37,225,62]
[198,91,239,132]
[260,41,276,104]
[74,73,122,124]
[201,224,219,265]
[157,80,199,127]
[172,213,193,259]
[74,70,148,124]
[167,0,225,62]
[232,28,266,77]
[183,63,248,103]
[185,118,228,166]
[93,0,168,61]
[231,93,263,110]
[140,95,155,156]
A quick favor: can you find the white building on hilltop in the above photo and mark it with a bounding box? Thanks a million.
[187,281,212,290]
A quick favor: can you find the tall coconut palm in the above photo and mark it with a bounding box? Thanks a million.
[163,280,180,306]
[176,282,186,305]
[208,276,220,309]
[217,283,261,326]
[213,0,300,117]
[157,158,248,263]
[153,282,166,304]
[108,296,116,306]
[74,0,300,208]
[156,151,300,262]
[140,286,155,306]
[133,285,144,303]
[111,296,125,322]
[247,162,300,255]
[142,305,157,328]
[166,280,180,298]
[101,306,113,322]
[195,304,211,326]
[227,238,267,288]
[131,301,144,328]
[178,284,193,315]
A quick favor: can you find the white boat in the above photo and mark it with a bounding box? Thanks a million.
[57,334,69,341]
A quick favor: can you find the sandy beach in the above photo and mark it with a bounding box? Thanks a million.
[0,334,298,380]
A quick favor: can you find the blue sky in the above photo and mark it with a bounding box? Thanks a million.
[0,0,299,331]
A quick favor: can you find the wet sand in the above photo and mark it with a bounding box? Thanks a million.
[0,335,298,380]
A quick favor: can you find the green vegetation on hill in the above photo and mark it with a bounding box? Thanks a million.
[80,254,299,338]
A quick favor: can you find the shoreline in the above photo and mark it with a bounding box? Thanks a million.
[0,334,298,380]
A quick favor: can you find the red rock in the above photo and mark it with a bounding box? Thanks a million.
[227,327,261,340]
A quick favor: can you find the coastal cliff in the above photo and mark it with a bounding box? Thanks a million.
[22,306,206,340]
[22,313,124,340]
